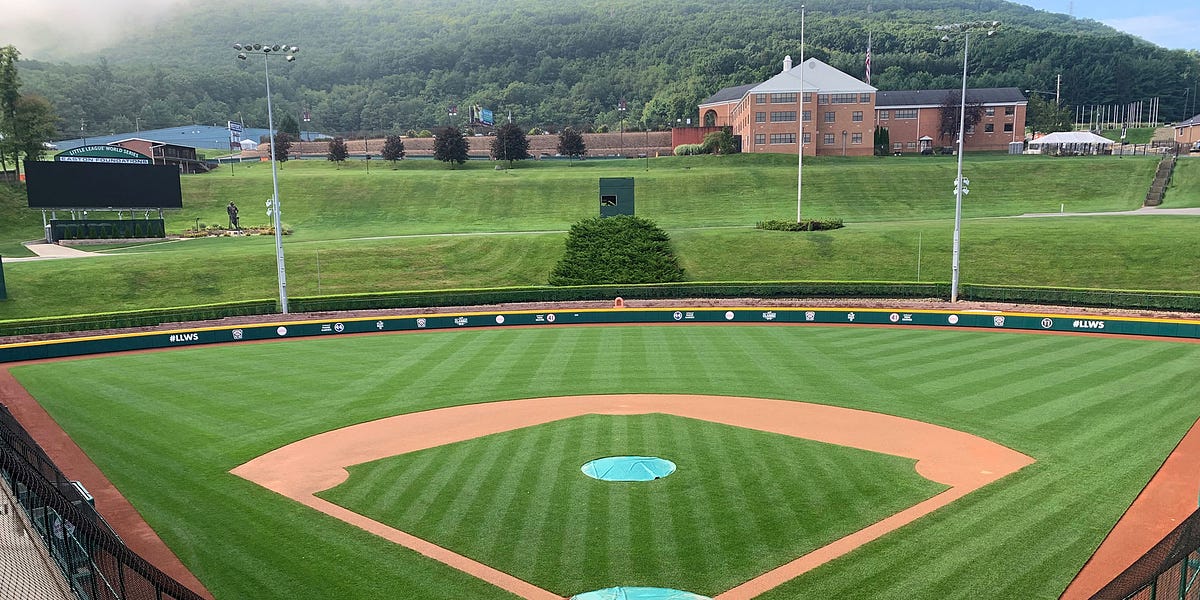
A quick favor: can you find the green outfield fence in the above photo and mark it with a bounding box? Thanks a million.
[0,404,206,600]
[1090,506,1200,600]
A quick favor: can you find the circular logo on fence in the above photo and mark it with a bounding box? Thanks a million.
[276,327,287,336]
[948,315,960,325]
[231,329,244,340]
[333,322,345,333]
[725,311,735,320]
[889,313,900,323]
[546,313,556,323]
[673,311,683,321]
[495,315,505,324]
[1041,318,1054,329]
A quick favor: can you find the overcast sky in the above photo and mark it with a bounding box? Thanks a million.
[1011,1,1199,50]
[1,0,1197,60]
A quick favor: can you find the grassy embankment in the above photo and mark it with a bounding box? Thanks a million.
[4,153,1198,319]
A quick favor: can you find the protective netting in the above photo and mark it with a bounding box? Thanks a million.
[1090,506,1200,599]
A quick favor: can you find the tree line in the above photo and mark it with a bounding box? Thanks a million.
[12,0,1200,142]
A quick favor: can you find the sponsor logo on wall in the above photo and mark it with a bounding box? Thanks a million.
[1073,320,1105,330]
[168,333,199,343]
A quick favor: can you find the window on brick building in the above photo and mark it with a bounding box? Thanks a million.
[756,112,765,123]
[852,133,863,144]
[985,123,995,132]
[1004,106,1015,115]
[770,111,797,122]
[824,133,835,144]
[803,132,812,144]
[1004,123,1014,132]
[824,111,836,123]
[830,93,857,104]
[985,107,995,116]
[818,94,830,105]
[895,109,918,119]
[755,134,766,144]
[878,110,889,119]
[860,93,871,103]
[803,92,813,103]
[770,93,797,103]
[769,133,797,144]
[802,110,811,122]
[852,111,863,122]
[756,94,767,104]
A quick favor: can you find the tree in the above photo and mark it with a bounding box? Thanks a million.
[557,127,586,159]
[874,126,891,156]
[937,92,985,145]
[490,122,530,166]
[326,137,348,167]
[7,95,59,164]
[700,127,737,155]
[1026,95,1072,135]
[278,113,301,138]
[433,126,469,167]
[273,132,294,162]
[0,46,21,177]
[380,134,405,165]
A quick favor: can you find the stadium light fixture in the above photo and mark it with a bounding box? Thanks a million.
[936,21,998,303]
[235,42,299,314]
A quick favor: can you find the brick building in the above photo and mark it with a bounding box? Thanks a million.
[876,88,1027,153]
[698,57,1027,155]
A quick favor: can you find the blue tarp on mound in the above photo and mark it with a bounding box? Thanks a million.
[580,456,676,481]
[571,587,710,600]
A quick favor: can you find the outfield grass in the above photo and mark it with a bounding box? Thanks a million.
[11,325,1200,599]
[319,414,946,596]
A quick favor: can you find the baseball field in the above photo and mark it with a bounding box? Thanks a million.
[9,322,1200,599]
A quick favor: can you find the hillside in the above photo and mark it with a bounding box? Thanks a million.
[15,0,1200,140]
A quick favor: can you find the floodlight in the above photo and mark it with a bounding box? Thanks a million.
[286,55,295,62]
[290,46,299,53]
[237,53,247,60]
[272,44,281,51]
[253,43,262,50]
[233,43,243,50]
[941,35,950,42]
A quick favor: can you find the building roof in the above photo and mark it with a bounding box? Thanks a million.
[751,58,876,95]
[877,87,1027,108]
[1177,114,1200,128]
[700,83,758,106]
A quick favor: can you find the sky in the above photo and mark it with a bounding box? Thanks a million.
[1011,1,1199,51]
[0,0,1196,60]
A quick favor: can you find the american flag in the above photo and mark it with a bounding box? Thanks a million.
[865,32,872,85]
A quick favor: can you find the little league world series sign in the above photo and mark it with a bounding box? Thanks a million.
[55,145,152,165]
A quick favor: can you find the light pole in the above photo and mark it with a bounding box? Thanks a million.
[937,21,998,303]
[797,4,806,223]
[235,42,298,314]
[618,99,627,157]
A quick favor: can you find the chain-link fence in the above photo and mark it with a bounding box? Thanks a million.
[0,403,205,600]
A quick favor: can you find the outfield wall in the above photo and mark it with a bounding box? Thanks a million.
[3,306,1199,364]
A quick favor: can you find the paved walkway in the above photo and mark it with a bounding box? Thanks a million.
[1018,206,1200,218]
[3,243,102,263]
[0,479,75,600]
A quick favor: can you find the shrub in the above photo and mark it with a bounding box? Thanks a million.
[549,216,686,286]
[673,143,705,156]
[756,219,845,232]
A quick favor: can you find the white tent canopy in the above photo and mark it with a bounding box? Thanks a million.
[1028,131,1113,155]
[239,139,259,150]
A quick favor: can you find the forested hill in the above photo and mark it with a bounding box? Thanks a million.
[16,0,1200,140]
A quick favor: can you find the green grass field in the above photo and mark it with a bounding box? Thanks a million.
[7,153,1200,320]
[11,324,1200,599]
[319,413,946,596]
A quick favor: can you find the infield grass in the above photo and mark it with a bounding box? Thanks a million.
[319,413,946,596]
[11,325,1200,599]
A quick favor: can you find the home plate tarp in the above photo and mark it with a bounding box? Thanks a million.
[571,587,710,600]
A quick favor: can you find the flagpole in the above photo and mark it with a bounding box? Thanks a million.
[797,5,805,223]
